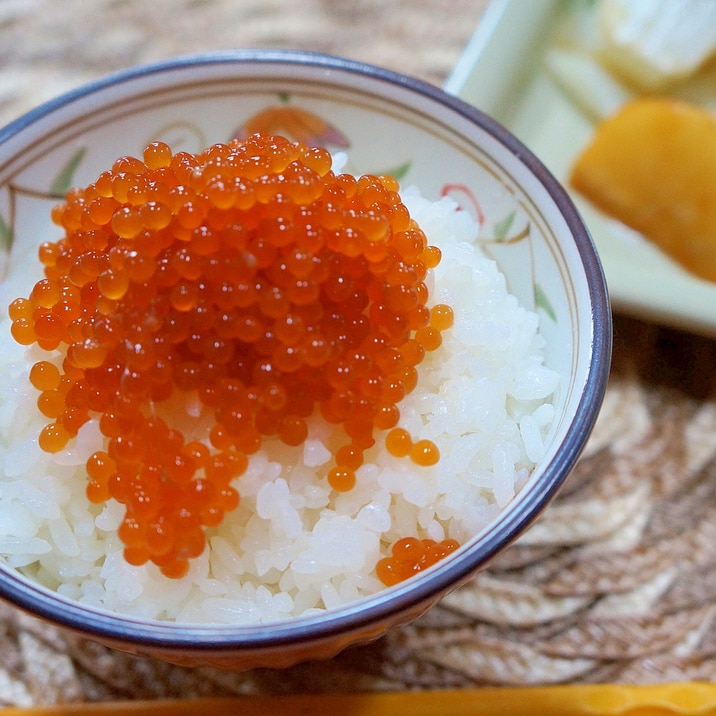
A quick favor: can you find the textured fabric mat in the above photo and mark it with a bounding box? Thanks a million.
[3,0,716,706]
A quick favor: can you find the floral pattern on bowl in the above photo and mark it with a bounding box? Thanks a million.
[0,95,556,325]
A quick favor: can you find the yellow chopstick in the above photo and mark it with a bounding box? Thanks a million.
[5,683,716,716]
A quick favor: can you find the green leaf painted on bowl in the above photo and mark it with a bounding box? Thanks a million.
[49,147,87,197]
[278,92,291,104]
[535,284,557,322]
[379,161,411,182]
[494,210,516,242]
[487,220,530,246]
[0,212,12,252]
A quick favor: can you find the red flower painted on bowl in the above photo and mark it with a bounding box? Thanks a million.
[234,106,350,148]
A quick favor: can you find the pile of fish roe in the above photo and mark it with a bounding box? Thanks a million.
[0,134,559,623]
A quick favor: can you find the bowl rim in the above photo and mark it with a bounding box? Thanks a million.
[0,48,612,652]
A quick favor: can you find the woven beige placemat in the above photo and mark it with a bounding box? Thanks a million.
[0,0,481,128]
[4,0,716,706]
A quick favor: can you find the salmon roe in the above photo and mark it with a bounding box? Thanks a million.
[375,536,460,586]
[10,134,457,579]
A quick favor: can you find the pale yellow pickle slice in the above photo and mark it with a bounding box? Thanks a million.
[570,97,716,283]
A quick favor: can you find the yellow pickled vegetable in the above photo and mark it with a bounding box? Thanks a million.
[570,97,716,283]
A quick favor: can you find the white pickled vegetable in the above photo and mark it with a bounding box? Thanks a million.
[599,0,716,89]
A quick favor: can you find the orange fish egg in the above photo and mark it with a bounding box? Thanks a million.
[9,133,456,579]
[375,536,460,586]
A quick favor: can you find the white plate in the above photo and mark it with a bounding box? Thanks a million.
[446,0,716,337]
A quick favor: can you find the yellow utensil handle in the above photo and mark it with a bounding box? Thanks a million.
[5,683,716,716]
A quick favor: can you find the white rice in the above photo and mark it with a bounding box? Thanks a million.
[0,187,559,624]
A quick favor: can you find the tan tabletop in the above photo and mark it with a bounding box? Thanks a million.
[2,0,716,707]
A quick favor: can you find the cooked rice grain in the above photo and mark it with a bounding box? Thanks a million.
[0,188,559,623]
